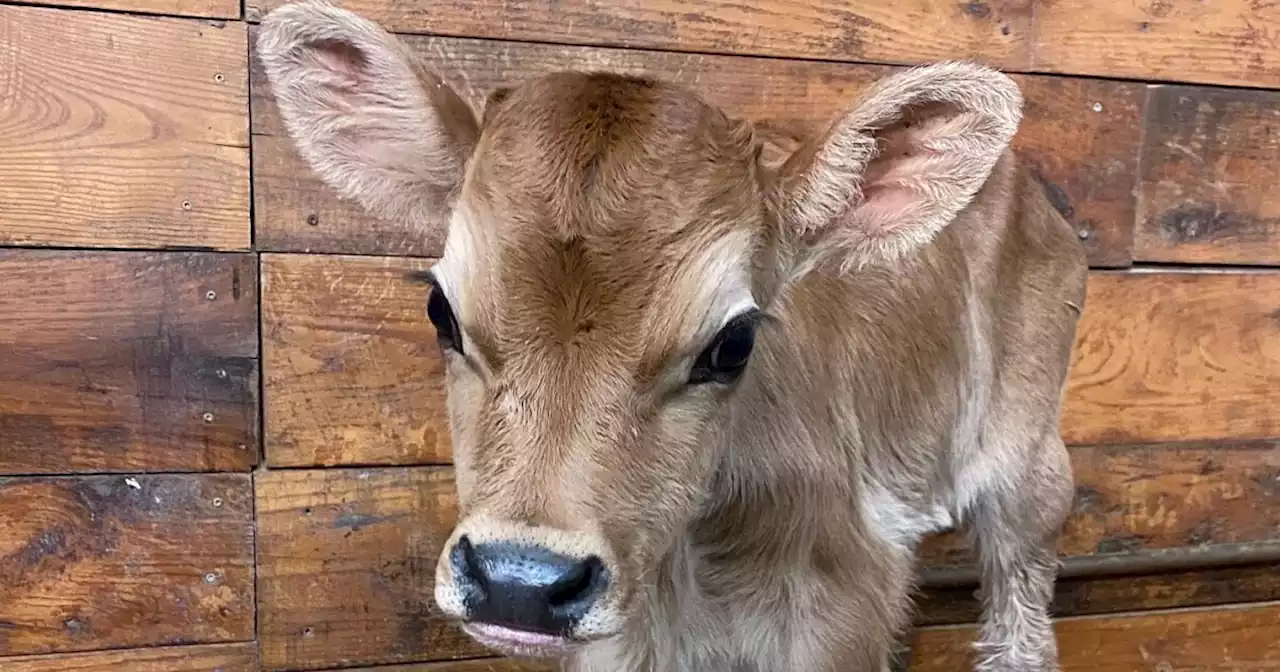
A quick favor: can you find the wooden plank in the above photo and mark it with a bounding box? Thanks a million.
[261,253,448,468]
[255,467,485,670]
[916,561,1280,626]
[0,474,255,656]
[0,642,259,672]
[0,5,249,250]
[918,441,1280,568]
[1135,85,1280,266]
[246,0,1034,69]
[1062,271,1280,446]
[1034,0,1280,89]
[0,251,259,474]
[263,264,1280,469]
[906,602,1280,671]
[318,659,556,672]
[14,0,239,19]
[250,33,1139,267]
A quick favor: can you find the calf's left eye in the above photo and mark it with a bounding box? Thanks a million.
[690,311,759,385]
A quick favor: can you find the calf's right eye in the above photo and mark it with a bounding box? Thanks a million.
[427,288,463,354]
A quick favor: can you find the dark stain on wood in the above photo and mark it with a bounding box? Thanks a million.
[0,251,259,474]
[0,474,254,655]
[1136,84,1280,264]
[963,1,992,19]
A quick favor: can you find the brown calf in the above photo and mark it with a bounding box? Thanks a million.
[258,3,1088,670]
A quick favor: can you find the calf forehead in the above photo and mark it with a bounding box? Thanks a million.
[451,73,763,374]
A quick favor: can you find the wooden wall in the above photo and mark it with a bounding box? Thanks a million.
[1,0,1279,670]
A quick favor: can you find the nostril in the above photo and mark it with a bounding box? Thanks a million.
[547,556,606,610]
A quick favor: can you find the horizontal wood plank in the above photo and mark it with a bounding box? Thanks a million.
[918,441,1280,567]
[255,467,485,670]
[14,0,239,18]
[0,474,254,656]
[262,253,447,467]
[0,251,259,474]
[1062,271,1280,446]
[315,659,557,672]
[246,0,1033,69]
[907,602,1280,671]
[1135,85,1280,266]
[1034,0,1280,89]
[916,561,1280,626]
[250,33,1139,267]
[0,5,249,250]
[263,263,1279,466]
[0,642,259,672]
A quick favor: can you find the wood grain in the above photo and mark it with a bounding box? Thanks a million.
[916,561,1280,626]
[0,474,254,656]
[250,33,1139,267]
[1062,271,1280,446]
[255,467,485,670]
[0,642,259,672]
[262,253,448,467]
[918,441,1280,567]
[317,659,557,672]
[246,0,1033,69]
[1135,85,1280,266]
[14,0,239,19]
[907,602,1280,671]
[0,251,259,474]
[0,5,249,250]
[1034,0,1280,89]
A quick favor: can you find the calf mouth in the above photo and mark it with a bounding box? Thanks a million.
[461,622,583,658]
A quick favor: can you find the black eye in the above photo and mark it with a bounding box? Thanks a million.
[690,311,759,385]
[427,286,463,354]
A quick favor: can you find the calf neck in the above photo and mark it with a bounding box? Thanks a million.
[258,3,1089,670]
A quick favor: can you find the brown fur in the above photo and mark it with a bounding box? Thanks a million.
[257,3,1088,670]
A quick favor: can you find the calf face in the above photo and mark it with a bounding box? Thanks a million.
[258,0,1020,659]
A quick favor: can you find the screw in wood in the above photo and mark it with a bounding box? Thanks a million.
[206,290,217,301]
[203,412,215,423]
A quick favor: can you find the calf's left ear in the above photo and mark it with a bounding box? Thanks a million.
[771,62,1022,272]
[255,0,480,231]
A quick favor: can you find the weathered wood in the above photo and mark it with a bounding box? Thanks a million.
[246,0,1033,68]
[918,441,1280,567]
[262,253,448,467]
[0,251,259,474]
[1062,271,1280,446]
[1135,85,1280,266]
[250,33,1139,267]
[316,659,557,672]
[0,642,259,672]
[254,459,1279,664]
[0,474,254,656]
[906,602,1280,671]
[915,561,1280,626]
[255,467,485,670]
[1034,0,1280,89]
[0,5,249,250]
[14,0,239,19]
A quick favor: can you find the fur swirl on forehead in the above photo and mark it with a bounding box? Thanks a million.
[473,72,761,241]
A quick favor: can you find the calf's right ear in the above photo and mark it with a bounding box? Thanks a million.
[256,0,480,229]
[770,61,1022,274]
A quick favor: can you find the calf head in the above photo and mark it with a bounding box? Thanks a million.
[258,0,1022,658]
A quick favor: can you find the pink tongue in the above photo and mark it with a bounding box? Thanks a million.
[467,622,564,646]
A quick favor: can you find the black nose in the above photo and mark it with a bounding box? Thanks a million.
[451,536,608,635]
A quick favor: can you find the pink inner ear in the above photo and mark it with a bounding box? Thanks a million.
[308,39,368,83]
[848,113,973,237]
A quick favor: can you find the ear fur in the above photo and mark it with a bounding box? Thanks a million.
[773,61,1023,272]
[256,0,480,228]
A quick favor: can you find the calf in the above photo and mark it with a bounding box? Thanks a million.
[258,3,1088,670]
